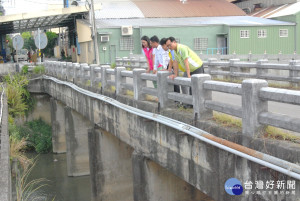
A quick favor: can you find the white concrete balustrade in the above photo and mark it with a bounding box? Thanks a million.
[44,61,300,137]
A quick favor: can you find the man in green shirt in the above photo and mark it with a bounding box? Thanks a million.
[167,37,204,95]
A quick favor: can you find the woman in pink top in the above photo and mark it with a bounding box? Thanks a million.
[141,35,153,73]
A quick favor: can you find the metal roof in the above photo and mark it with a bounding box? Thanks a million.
[94,1,144,19]
[267,2,300,18]
[0,4,101,35]
[250,2,300,19]
[96,16,294,29]
[251,4,291,18]
[93,0,245,19]
[132,0,246,18]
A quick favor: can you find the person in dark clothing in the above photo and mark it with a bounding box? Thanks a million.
[41,50,44,62]
[12,50,16,63]
[61,49,65,59]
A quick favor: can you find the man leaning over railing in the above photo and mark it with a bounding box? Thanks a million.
[167,37,204,107]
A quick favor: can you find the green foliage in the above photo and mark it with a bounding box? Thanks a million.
[4,74,31,121]
[9,123,31,169]
[21,65,29,75]
[13,119,52,153]
[111,63,116,68]
[264,126,300,143]
[33,65,45,74]
[61,56,72,62]
[21,32,36,51]
[26,119,52,153]
[45,31,58,57]
[21,32,31,40]
[213,112,242,129]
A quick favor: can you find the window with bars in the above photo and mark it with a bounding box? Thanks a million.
[240,30,250,38]
[257,29,267,38]
[194,38,208,50]
[120,37,134,50]
[279,29,288,37]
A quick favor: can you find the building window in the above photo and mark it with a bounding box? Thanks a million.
[258,29,267,38]
[279,29,288,37]
[240,30,250,38]
[120,37,134,50]
[194,38,208,50]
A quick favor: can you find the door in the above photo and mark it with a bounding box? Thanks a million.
[217,36,227,55]
[109,45,116,65]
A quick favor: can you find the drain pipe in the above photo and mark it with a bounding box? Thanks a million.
[35,76,300,180]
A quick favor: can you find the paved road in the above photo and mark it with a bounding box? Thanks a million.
[126,77,300,119]
[212,92,300,119]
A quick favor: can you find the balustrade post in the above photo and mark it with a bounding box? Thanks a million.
[229,59,240,81]
[242,79,268,137]
[133,69,146,101]
[207,58,217,76]
[101,65,111,91]
[115,67,126,95]
[60,62,66,79]
[278,51,282,62]
[263,50,268,60]
[90,64,98,88]
[73,63,80,84]
[248,51,252,62]
[55,62,60,77]
[191,74,212,120]
[289,60,300,88]
[256,59,268,79]
[80,63,86,85]
[157,71,172,108]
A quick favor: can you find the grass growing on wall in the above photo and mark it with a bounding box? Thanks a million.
[5,73,52,153]
[5,73,55,200]
[4,74,32,124]
[32,65,45,74]
[212,112,300,143]
[264,126,300,143]
[10,119,52,154]
[212,112,242,129]
[21,65,29,75]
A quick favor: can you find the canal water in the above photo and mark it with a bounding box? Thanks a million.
[26,153,91,201]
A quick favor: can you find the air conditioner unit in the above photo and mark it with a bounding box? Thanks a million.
[101,35,109,42]
[121,25,133,36]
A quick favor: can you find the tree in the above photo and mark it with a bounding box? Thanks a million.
[21,32,36,51]
[44,31,58,57]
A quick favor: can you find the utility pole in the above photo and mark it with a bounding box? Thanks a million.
[38,28,41,64]
[90,0,99,64]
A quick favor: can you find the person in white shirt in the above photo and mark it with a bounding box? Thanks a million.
[150,35,164,74]
[159,38,175,70]
[150,35,163,88]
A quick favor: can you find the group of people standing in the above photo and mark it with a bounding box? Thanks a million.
[141,35,204,99]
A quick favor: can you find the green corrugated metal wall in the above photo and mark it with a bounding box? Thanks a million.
[271,14,299,54]
[97,25,225,64]
[140,25,225,54]
[229,25,295,54]
[97,23,296,64]
[97,28,141,64]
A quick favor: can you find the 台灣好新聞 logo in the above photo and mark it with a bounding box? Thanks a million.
[225,178,244,195]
